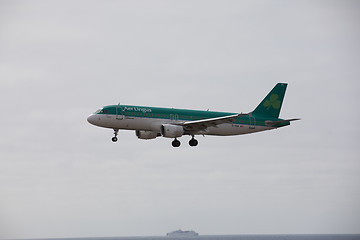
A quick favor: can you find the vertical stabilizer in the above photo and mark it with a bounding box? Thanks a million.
[252,83,287,118]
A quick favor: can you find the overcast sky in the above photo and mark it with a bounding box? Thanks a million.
[1,0,360,239]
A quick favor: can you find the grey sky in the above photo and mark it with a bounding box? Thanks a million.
[1,0,360,238]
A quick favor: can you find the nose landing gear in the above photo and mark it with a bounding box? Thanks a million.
[112,129,119,142]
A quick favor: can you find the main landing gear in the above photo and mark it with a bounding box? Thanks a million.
[189,137,198,147]
[172,138,181,147]
[171,137,198,147]
[112,129,119,142]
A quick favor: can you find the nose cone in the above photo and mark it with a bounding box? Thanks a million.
[87,114,97,125]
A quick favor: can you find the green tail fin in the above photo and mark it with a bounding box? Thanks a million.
[252,83,287,118]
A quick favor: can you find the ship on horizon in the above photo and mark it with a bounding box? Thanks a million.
[166,229,199,237]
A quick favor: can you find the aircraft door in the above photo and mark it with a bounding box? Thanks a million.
[249,115,256,129]
[170,114,178,122]
[116,106,124,120]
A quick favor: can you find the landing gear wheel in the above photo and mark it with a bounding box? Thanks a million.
[189,138,198,147]
[172,139,181,147]
[112,129,119,142]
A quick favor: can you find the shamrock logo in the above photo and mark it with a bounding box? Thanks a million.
[264,94,281,110]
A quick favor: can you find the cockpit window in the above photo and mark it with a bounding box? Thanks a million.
[94,108,109,114]
[94,108,102,114]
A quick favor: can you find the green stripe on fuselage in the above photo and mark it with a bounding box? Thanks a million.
[95,105,287,128]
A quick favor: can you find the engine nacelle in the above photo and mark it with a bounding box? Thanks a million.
[135,130,159,140]
[161,124,184,138]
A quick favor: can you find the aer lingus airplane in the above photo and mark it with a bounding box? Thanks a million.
[87,83,299,147]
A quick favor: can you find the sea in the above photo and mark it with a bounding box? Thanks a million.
[24,235,360,240]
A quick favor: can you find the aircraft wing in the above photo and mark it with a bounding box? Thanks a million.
[181,113,248,132]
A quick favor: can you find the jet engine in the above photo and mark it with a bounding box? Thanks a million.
[161,124,184,138]
[135,130,159,140]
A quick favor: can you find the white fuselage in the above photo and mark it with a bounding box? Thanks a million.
[87,113,272,136]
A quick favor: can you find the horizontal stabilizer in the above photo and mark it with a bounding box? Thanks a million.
[265,118,300,126]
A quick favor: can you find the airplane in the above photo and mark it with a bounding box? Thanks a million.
[87,83,299,147]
